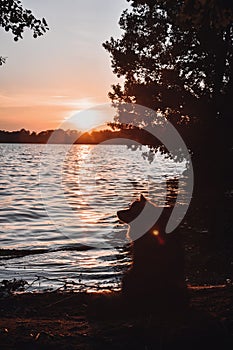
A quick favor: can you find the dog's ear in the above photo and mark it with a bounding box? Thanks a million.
[140,194,146,202]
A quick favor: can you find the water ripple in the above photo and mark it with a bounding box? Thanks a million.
[0,144,186,290]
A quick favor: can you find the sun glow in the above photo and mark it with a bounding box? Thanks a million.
[70,111,100,131]
[60,104,116,133]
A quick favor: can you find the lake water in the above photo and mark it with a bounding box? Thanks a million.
[0,144,186,292]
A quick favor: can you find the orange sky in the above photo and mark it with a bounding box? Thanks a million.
[0,0,127,132]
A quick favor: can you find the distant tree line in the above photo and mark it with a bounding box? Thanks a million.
[0,126,161,145]
[0,129,80,144]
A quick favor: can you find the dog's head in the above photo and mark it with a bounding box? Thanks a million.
[117,194,147,224]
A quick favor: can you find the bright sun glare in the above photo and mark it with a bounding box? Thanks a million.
[71,109,102,131]
[62,104,115,132]
[77,115,99,130]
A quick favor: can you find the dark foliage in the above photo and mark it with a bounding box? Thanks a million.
[0,0,49,64]
[103,0,233,256]
[103,0,233,188]
[103,0,233,165]
[104,0,233,123]
[103,2,233,167]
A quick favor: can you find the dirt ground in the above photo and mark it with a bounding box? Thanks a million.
[0,285,232,349]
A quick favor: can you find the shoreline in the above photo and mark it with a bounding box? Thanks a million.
[0,285,232,349]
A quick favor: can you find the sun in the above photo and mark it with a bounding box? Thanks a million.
[67,109,102,131]
[62,104,115,132]
[75,111,100,131]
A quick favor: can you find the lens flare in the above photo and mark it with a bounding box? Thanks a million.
[152,229,159,236]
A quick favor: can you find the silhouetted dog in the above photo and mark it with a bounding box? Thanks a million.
[117,193,188,311]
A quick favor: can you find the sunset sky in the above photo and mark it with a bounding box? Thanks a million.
[0,0,128,132]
